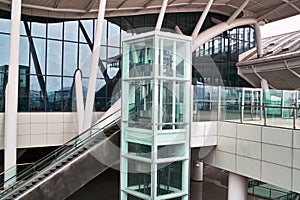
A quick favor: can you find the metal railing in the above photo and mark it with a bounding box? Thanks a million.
[0,108,121,199]
[193,85,299,130]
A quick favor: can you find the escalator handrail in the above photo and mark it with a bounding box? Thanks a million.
[0,108,121,195]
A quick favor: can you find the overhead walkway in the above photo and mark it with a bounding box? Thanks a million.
[192,84,300,194]
[0,106,121,200]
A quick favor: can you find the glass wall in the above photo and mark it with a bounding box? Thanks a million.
[0,10,255,112]
[0,11,121,112]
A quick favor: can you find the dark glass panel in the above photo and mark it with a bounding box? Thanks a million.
[46,76,62,111]
[29,75,45,111]
[62,77,74,112]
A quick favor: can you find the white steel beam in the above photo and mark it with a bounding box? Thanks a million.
[75,70,84,133]
[82,0,107,131]
[155,0,168,31]
[254,23,263,58]
[175,25,183,35]
[191,0,214,39]
[4,0,22,184]
[192,18,257,51]
[226,0,249,25]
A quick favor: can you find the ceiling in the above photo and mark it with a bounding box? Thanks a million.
[0,0,300,23]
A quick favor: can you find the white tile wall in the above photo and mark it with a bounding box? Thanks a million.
[262,127,292,147]
[236,155,261,180]
[262,144,292,167]
[237,124,261,142]
[261,161,292,191]
[216,136,236,154]
[190,136,205,147]
[293,149,300,170]
[218,122,236,138]
[215,151,236,172]
[17,135,30,147]
[292,169,300,193]
[237,139,261,159]
[293,130,300,149]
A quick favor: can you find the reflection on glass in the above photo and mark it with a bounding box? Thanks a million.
[108,21,120,47]
[46,76,62,111]
[62,77,74,111]
[29,75,45,111]
[19,37,29,66]
[79,43,91,76]
[47,40,62,75]
[63,42,78,76]
[157,162,182,196]
[127,159,151,195]
[31,38,46,75]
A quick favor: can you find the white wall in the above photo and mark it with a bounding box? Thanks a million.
[0,112,104,149]
[203,122,300,193]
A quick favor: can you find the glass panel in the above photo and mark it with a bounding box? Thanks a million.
[80,19,94,43]
[62,77,74,112]
[30,38,46,75]
[126,37,154,78]
[79,43,91,76]
[0,18,10,33]
[158,144,185,159]
[31,22,46,38]
[46,76,62,111]
[48,22,63,40]
[63,42,78,76]
[19,36,29,67]
[94,79,107,111]
[108,21,120,47]
[29,75,45,111]
[47,40,62,75]
[127,80,153,129]
[128,142,151,158]
[157,161,182,196]
[64,21,78,42]
[127,159,151,195]
[18,67,30,111]
[0,34,10,66]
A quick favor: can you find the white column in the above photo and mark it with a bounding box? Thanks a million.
[4,0,22,183]
[228,173,248,200]
[226,0,250,25]
[82,0,107,131]
[191,0,214,39]
[155,0,168,31]
[75,70,84,133]
[254,23,263,58]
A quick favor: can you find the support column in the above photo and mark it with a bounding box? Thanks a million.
[4,0,22,183]
[228,173,248,200]
[82,0,107,131]
[75,70,84,133]
[254,23,263,58]
[191,0,214,39]
[155,0,168,31]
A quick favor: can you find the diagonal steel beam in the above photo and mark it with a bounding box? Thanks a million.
[85,0,97,12]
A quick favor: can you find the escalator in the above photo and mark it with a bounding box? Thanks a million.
[0,108,121,200]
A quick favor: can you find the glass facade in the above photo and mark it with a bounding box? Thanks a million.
[0,10,255,112]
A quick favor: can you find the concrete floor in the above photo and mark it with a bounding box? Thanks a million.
[67,167,228,200]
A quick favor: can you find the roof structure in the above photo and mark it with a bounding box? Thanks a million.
[0,0,300,22]
[237,30,300,90]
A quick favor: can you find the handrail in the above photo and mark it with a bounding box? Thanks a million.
[0,108,121,197]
